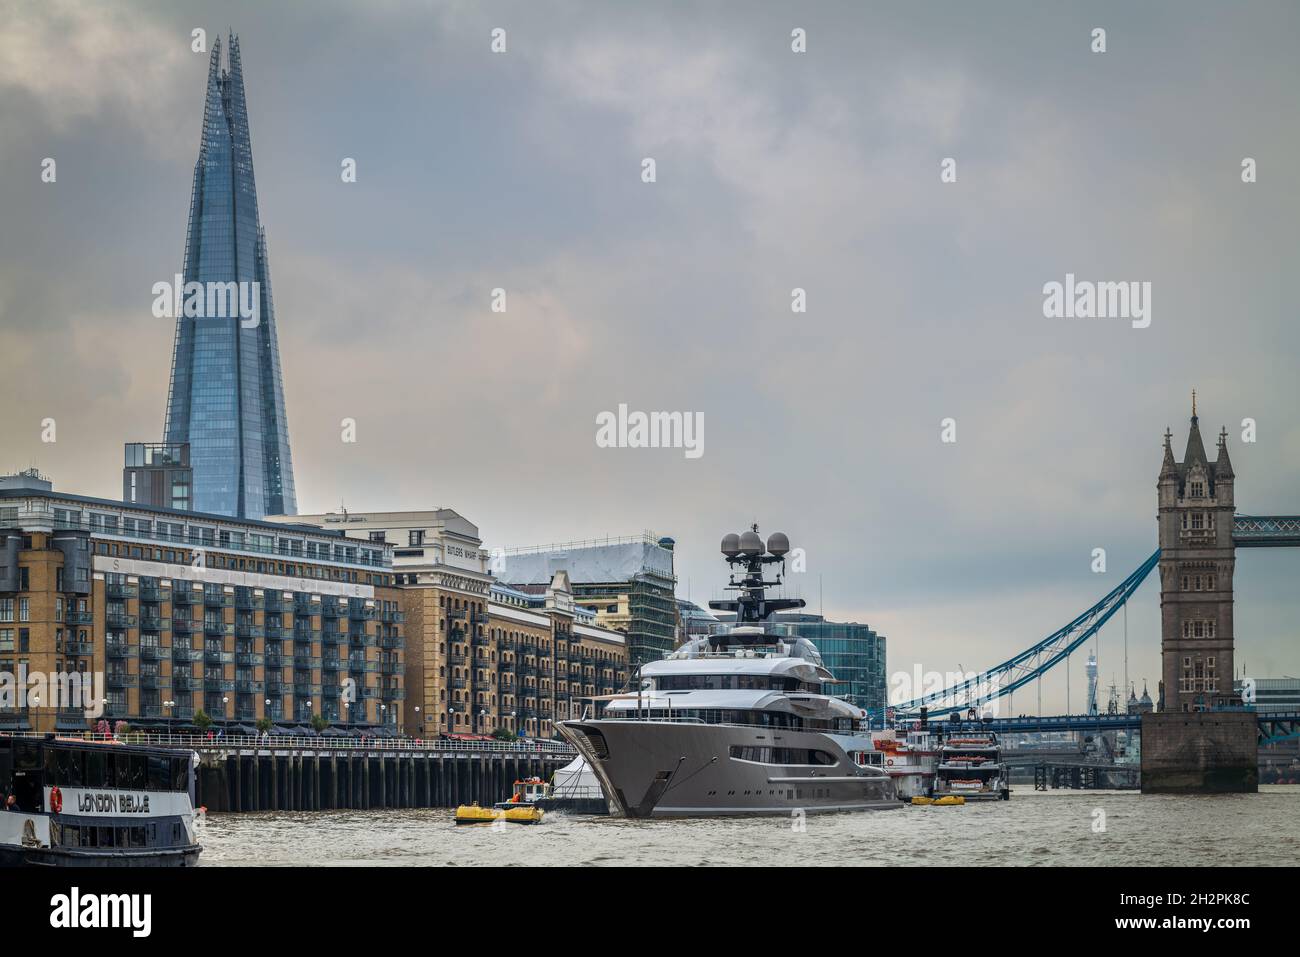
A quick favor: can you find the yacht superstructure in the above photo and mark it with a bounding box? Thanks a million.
[557,526,898,817]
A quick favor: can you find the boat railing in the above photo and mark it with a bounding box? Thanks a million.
[40,731,577,755]
[551,785,605,799]
[600,715,871,735]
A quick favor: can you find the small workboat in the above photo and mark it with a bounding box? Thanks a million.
[910,794,964,806]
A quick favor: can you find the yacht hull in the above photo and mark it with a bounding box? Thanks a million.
[557,720,899,818]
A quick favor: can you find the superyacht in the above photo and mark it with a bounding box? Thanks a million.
[557,526,898,817]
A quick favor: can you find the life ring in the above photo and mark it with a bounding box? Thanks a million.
[886,758,894,766]
[49,786,63,814]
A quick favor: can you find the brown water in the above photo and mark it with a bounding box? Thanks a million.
[196,786,1300,866]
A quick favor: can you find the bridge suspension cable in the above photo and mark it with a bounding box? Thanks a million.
[885,549,1161,718]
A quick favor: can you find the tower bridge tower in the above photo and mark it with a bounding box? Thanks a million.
[1157,394,1238,712]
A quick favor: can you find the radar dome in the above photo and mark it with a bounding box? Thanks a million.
[766,532,790,557]
[720,533,741,558]
[738,530,764,557]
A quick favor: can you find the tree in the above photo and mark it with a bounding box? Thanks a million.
[310,713,328,733]
[255,717,273,734]
[194,709,212,731]
[491,728,517,742]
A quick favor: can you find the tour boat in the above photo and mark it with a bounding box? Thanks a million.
[0,734,202,866]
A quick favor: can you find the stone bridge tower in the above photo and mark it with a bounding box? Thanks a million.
[1157,394,1238,712]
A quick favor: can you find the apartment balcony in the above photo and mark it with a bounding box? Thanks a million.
[139,644,164,662]
[139,675,171,691]
[263,595,290,614]
[451,678,467,690]
[348,602,377,621]
[203,590,233,608]
[380,608,405,623]
[235,592,264,611]
[321,628,347,646]
[265,675,287,694]
[381,688,407,701]
[204,621,234,637]
[264,618,287,638]
[293,624,320,641]
[203,649,234,665]
[64,611,94,625]
[63,640,95,657]
[447,608,467,621]
[293,595,320,614]
[203,678,235,692]
[293,655,320,670]
[105,611,137,629]
[321,598,343,618]
[105,642,137,660]
[139,582,169,602]
[348,633,377,648]
[264,653,287,669]
[171,647,203,663]
[234,679,262,694]
[105,672,137,689]
[105,582,137,600]
[380,660,402,675]
[321,657,342,673]
[171,618,196,636]
[292,682,322,697]
[235,652,264,667]
[235,622,264,639]
[347,659,378,673]
[171,675,200,691]
[139,614,167,633]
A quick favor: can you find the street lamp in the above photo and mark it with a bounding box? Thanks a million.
[164,699,176,737]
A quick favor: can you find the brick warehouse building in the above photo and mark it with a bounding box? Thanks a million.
[0,470,403,735]
[269,510,630,740]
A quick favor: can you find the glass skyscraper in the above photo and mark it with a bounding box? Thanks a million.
[163,33,296,519]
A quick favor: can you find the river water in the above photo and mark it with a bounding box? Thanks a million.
[197,786,1299,866]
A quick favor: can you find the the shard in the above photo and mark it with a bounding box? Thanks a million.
[163,33,296,519]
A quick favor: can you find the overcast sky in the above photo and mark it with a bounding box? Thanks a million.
[2,0,1298,711]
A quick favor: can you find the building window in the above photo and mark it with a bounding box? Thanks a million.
[408,530,425,547]
[18,599,28,622]
[1190,481,1204,497]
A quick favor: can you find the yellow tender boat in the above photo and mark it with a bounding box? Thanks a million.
[911,795,965,806]
[454,802,545,825]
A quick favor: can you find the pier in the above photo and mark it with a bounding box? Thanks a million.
[108,733,577,813]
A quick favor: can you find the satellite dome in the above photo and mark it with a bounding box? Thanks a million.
[738,530,764,557]
[720,533,741,558]
[766,532,790,557]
